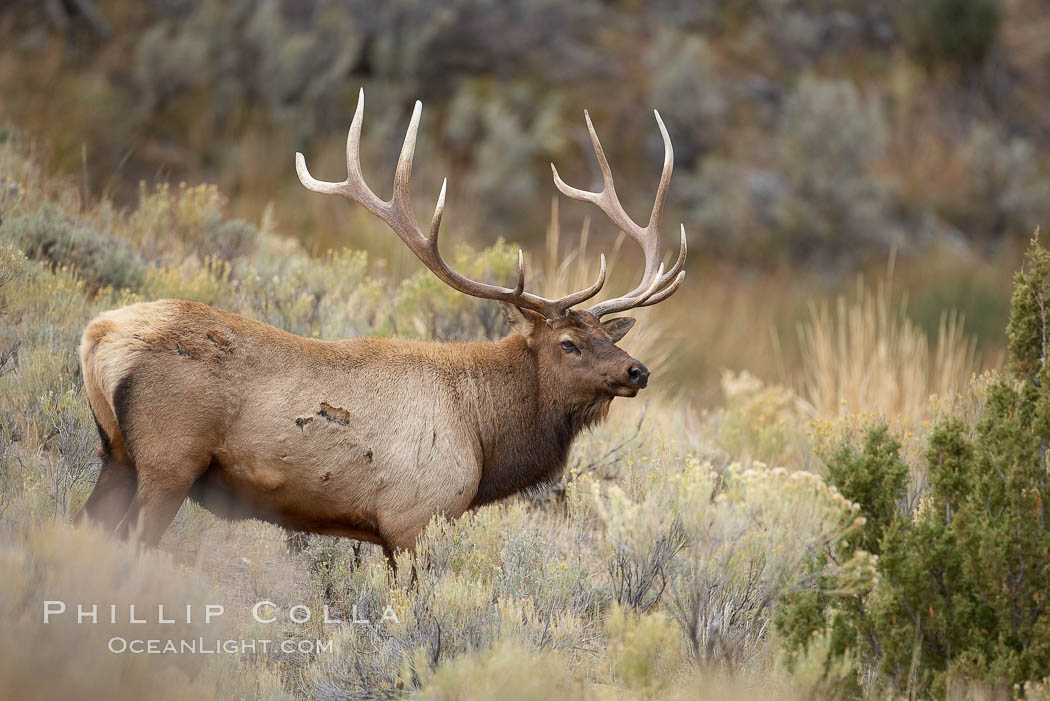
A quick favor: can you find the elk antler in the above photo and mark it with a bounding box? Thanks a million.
[551,110,687,318]
[296,89,606,320]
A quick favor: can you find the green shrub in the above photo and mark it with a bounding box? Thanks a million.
[778,233,1050,697]
[129,183,257,261]
[590,455,874,673]
[236,247,382,339]
[0,524,233,701]
[139,257,232,306]
[824,425,908,556]
[390,240,518,341]
[715,370,817,471]
[307,501,604,697]
[0,205,146,291]
[690,77,890,265]
[775,424,909,697]
[605,605,684,695]
[37,389,98,518]
[896,0,1001,68]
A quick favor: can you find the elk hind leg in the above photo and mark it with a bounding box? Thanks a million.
[76,413,137,531]
[115,451,210,547]
[77,452,136,531]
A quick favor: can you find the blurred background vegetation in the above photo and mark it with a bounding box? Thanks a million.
[2,0,1049,400]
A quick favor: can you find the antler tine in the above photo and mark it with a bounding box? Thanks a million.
[426,177,447,241]
[514,250,526,297]
[551,112,649,251]
[557,253,607,308]
[298,89,607,320]
[636,270,685,308]
[392,100,422,214]
[660,224,688,284]
[587,224,687,317]
[296,88,385,214]
[584,110,616,200]
[345,89,367,190]
[649,110,673,234]
[633,262,665,304]
[551,109,687,318]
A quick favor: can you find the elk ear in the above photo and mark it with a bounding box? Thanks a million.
[602,317,636,343]
[498,302,544,338]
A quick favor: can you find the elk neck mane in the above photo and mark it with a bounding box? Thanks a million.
[454,332,611,507]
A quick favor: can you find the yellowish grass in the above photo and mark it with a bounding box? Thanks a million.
[791,265,981,431]
[0,523,285,700]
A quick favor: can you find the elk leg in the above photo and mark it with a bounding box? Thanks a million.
[76,407,137,530]
[115,456,209,547]
[382,544,398,571]
[382,543,421,587]
[76,449,137,531]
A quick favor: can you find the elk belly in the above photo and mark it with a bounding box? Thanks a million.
[216,410,382,525]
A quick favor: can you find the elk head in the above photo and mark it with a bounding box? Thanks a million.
[499,304,648,399]
[295,90,687,399]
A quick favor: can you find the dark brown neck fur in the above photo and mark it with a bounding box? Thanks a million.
[455,334,611,507]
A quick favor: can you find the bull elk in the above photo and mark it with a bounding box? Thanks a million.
[76,91,687,557]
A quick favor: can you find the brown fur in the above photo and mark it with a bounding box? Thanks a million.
[77,298,649,551]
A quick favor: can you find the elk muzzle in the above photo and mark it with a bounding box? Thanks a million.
[605,359,650,396]
[627,361,650,389]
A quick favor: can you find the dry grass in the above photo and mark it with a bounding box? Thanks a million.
[0,522,285,700]
[790,263,984,432]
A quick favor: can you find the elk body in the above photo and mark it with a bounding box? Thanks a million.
[77,92,687,555]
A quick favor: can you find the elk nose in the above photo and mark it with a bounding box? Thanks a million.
[627,361,650,389]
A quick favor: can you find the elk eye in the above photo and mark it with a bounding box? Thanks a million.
[560,339,579,354]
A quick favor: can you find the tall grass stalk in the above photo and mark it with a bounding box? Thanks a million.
[792,267,979,430]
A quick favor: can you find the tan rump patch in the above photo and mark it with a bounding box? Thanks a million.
[81,319,118,356]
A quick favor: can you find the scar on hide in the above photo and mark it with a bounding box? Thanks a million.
[317,402,352,427]
[295,416,314,431]
[322,471,332,482]
[206,330,233,353]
